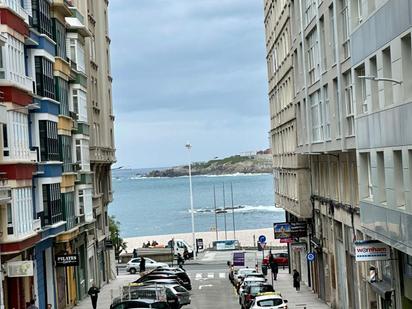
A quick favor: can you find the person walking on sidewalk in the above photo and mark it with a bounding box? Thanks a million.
[177,253,185,270]
[270,257,279,281]
[88,284,100,309]
[293,269,301,291]
[140,256,146,273]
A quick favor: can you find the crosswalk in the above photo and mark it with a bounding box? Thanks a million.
[189,272,227,280]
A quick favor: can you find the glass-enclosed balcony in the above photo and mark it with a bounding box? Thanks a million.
[0,0,30,23]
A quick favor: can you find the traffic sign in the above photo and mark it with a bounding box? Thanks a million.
[258,235,266,244]
[307,252,316,262]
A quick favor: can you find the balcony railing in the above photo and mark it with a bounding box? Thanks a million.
[0,0,30,23]
[0,69,33,93]
[33,218,41,231]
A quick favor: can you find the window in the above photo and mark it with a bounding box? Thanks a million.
[62,192,75,230]
[401,33,412,100]
[39,120,59,162]
[42,183,63,226]
[7,203,13,235]
[68,37,86,73]
[352,0,363,25]
[2,124,9,157]
[72,88,88,122]
[35,56,55,99]
[31,0,52,38]
[360,152,373,199]
[78,189,84,215]
[344,71,354,136]
[55,77,69,116]
[382,47,393,106]
[355,64,367,113]
[53,19,66,59]
[341,0,350,59]
[377,151,386,203]
[307,28,320,85]
[323,84,331,139]
[75,139,90,171]
[7,111,30,160]
[304,0,317,27]
[90,35,96,63]
[369,56,379,111]
[333,78,341,137]
[60,135,72,173]
[10,187,33,236]
[329,4,337,64]
[320,17,327,71]
[310,91,323,142]
[394,150,405,208]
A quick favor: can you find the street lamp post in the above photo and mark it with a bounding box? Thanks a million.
[185,142,196,260]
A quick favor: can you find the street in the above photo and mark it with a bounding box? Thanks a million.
[75,250,329,309]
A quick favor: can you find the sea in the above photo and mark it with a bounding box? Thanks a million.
[110,169,285,238]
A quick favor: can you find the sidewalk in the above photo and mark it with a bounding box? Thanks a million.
[268,269,329,308]
[73,274,135,309]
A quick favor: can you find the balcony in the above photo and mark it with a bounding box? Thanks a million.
[0,175,11,204]
[90,147,116,163]
[0,69,33,93]
[0,0,30,23]
[65,7,91,37]
[51,0,72,17]
[33,218,41,231]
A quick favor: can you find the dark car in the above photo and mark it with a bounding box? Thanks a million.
[262,252,289,267]
[240,283,274,309]
[136,273,190,291]
[150,270,192,290]
[121,284,190,309]
[110,298,170,309]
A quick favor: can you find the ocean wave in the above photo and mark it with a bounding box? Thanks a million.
[198,173,271,178]
[189,205,284,214]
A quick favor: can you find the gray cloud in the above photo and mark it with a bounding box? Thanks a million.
[110,0,270,167]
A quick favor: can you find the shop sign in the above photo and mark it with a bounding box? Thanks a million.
[274,222,308,240]
[355,240,390,261]
[291,242,307,252]
[196,238,204,250]
[7,261,34,277]
[274,222,291,240]
[233,252,245,266]
[55,254,79,267]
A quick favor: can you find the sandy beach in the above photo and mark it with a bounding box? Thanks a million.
[124,227,285,252]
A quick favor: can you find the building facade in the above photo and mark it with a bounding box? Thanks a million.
[0,0,115,308]
[353,0,412,307]
[263,0,312,286]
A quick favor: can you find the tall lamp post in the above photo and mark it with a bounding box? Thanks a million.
[185,142,196,260]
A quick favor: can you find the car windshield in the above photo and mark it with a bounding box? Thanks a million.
[250,285,273,294]
[239,269,255,275]
[257,298,284,307]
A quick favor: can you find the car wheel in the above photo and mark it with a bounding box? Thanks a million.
[129,268,136,274]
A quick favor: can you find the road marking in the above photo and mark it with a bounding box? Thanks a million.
[207,273,214,278]
[201,252,217,261]
[195,273,202,279]
[219,273,226,278]
[198,284,213,290]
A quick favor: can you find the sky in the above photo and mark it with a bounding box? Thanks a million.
[110,0,269,168]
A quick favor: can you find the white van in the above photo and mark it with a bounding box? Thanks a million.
[166,239,194,258]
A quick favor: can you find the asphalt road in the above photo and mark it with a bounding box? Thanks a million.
[184,263,239,309]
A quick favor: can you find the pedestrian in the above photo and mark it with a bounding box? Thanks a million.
[88,283,100,309]
[133,248,138,258]
[183,248,189,260]
[27,299,38,309]
[140,256,146,273]
[47,304,52,309]
[270,256,279,281]
[293,269,301,291]
[177,253,185,270]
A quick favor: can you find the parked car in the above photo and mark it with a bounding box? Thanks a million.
[143,278,186,288]
[135,274,189,291]
[238,277,266,295]
[150,270,192,290]
[126,257,169,274]
[110,298,171,309]
[123,283,190,309]
[262,252,289,267]
[239,283,274,309]
[249,292,288,309]
[233,268,257,286]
